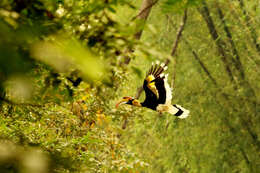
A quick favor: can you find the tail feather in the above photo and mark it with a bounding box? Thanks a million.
[170,104,190,119]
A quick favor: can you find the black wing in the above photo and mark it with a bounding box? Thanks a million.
[153,76,167,104]
[142,80,158,110]
[142,62,168,109]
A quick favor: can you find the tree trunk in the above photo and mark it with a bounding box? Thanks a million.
[216,2,257,119]
[216,3,245,79]
[198,1,234,83]
[134,0,158,40]
[124,0,158,65]
[238,0,260,55]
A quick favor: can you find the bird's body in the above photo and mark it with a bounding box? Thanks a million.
[116,62,190,119]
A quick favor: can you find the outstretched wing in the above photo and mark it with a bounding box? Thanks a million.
[142,62,172,108]
[153,73,172,105]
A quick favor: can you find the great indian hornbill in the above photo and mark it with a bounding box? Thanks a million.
[116,62,190,119]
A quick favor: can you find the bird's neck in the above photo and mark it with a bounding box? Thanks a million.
[140,101,157,110]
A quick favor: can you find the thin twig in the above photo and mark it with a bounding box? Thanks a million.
[135,86,143,99]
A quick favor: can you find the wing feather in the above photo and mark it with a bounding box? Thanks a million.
[164,74,172,104]
[147,63,165,78]
[148,65,153,75]
[151,64,158,75]
[154,66,164,77]
[143,62,172,105]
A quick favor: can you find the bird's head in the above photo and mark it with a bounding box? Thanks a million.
[116,96,142,108]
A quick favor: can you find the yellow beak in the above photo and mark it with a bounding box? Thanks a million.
[115,99,128,108]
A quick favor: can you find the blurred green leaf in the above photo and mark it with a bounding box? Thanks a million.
[131,66,142,78]
[31,36,105,83]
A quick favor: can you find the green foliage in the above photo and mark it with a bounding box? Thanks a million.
[0,0,149,172]
[0,0,259,172]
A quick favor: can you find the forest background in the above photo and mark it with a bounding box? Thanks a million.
[0,0,259,172]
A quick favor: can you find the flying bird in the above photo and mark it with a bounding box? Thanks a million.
[116,62,190,119]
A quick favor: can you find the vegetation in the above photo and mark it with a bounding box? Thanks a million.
[0,0,259,172]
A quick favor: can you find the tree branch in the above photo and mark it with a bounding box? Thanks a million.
[165,8,188,66]
[124,0,158,65]
[131,0,159,22]
[183,39,218,86]
[167,13,217,86]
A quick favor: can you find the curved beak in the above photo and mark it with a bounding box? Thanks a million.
[115,99,128,108]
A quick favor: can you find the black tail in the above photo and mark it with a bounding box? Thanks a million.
[173,104,190,119]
